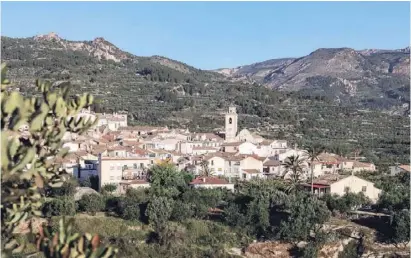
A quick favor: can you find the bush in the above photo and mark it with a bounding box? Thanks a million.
[223,203,246,228]
[122,204,141,221]
[42,197,76,217]
[146,197,174,229]
[391,209,410,245]
[77,193,105,215]
[170,201,194,222]
[50,177,78,197]
[102,183,117,194]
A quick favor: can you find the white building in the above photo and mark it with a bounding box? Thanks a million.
[189,176,234,191]
[302,175,382,203]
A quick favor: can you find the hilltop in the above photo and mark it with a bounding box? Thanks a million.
[216,47,410,110]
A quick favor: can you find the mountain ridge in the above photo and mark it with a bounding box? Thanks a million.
[1,33,409,114]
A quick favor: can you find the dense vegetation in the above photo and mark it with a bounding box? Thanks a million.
[37,163,410,257]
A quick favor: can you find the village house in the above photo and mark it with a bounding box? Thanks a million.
[96,112,128,131]
[301,174,382,203]
[74,152,99,181]
[263,158,282,177]
[389,164,410,176]
[98,155,155,193]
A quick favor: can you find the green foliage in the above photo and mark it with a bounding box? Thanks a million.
[51,177,78,197]
[77,194,105,215]
[122,204,141,222]
[377,172,410,212]
[146,196,174,230]
[42,197,77,217]
[170,201,194,222]
[102,183,117,194]
[0,64,117,256]
[181,188,225,219]
[281,155,306,193]
[223,203,247,228]
[322,192,371,214]
[80,175,100,191]
[37,218,117,258]
[390,209,410,245]
[147,164,187,198]
[279,193,331,243]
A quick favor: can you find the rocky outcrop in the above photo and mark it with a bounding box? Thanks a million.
[217,47,410,107]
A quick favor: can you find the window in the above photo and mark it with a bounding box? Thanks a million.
[211,160,214,166]
[243,174,247,179]
[110,176,114,180]
[140,163,144,168]
[229,118,232,124]
[218,168,222,171]
[133,163,137,169]
[344,187,350,193]
[362,186,367,192]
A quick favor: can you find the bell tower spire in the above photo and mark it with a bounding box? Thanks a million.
[225,105,238,142]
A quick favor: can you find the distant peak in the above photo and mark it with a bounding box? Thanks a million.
[93,37,106,43]
[34,32,61,41]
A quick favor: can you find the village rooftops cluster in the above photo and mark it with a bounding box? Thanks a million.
[54,107,386,200]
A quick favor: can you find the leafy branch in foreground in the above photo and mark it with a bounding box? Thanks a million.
[0,63,117,257]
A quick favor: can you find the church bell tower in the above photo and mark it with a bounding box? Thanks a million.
[225,105,238,142]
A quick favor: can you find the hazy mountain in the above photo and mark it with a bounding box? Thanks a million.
[216,47,410,109]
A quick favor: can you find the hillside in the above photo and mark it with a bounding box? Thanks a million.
[1,33,409,163]
[216,47,410,111]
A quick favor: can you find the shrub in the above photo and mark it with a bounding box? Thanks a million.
[170,201,194,222]
[122,204,141,221]
[42,197,76,217]
[77,193,105,215]
[102,183,118,194]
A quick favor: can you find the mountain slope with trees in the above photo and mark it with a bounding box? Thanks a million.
[1,33,409,164]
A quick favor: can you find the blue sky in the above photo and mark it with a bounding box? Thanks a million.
[1,2,410,69]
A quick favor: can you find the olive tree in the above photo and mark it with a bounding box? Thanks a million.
[1,64,117,257]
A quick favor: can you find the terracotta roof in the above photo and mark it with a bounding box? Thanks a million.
[222,142,243,147]
[399,165,411,172]
[193,146,218,150]
[108,145,130,151]
[119,126,167,131]
[353,161,374,168]
[100,156,151,161]
[190,176,230,185]
[242,169,260,174]
[167,150,184,156]
[74,150,88,157]
[311,174,350,186]
[263,160,281,166]
[260,140,273,146]
[191,133,223,141]
[248,154,266,161]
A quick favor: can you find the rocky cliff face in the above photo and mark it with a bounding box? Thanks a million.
[33,32,130,62]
